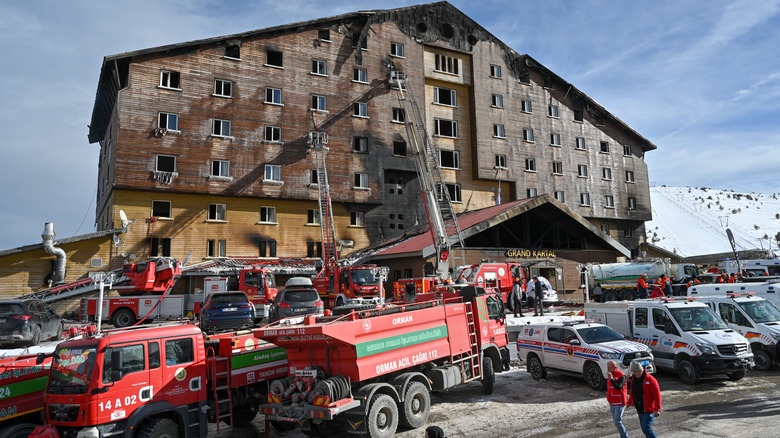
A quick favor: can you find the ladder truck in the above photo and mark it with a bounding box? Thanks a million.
[389,69,465,300]
[308,130,389,308]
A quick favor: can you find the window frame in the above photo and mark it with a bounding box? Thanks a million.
[495,154,507,169]
[208,203,227,222]
[211,160,230,178]
[623,144,632,156]
[311,59,328,76]
[521,100,532,113]
[264,126,282,143]
[353,137,368,153]
[156,155,176,172]
[307,209,321,225]
[265,50,283,68]
[311,95,327,112]
[259,206,277,224]
[491,94,503,108]
[437,150,460,169]
[391,107,406,123]
[523,128,534,143]
[158,112,179,132]
[580,193,591,206]
[493,124,505,138]
[159,70,181,90]
[525,158,536,172]
[353,67,368,83]
[602,167,612,180]
[264,164,282,182]
[265,87,282,105]
[626,170,636,183]
[548,105,559,118]
[489,64,502,78]
[434,53,460,75]
[527,188,538,197]
[213,79,232,98]
[353,102,368,118]
[552,161,563,175]
[152,200,172,218]
[207,240,227,258]
[434,119,458,138]
[550,133,561,146]
[390,42,405,58]
[605,195,615,208]
[628,197,637,210]
[354,173,369,189]
[554,191,565,202]
[577,164,588,178]
[350,211,365,227]
[434,87,456,106]
[212,119,232,137]
[575,137,586,150]
[600,141,610,153]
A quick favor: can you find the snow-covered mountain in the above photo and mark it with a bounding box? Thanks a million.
[646,186,780,257]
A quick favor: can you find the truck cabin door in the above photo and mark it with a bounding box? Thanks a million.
[717,302,752,332]
[160,337,203,407]
[473,294,505,346]
[99,342,152,424]
[649,307,678,368]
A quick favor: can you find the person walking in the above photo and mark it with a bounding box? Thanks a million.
[606,360,629,438]
[636,273,649,299]
[532,276,544,316]
[512,279,524,317]
[627,361,662,438]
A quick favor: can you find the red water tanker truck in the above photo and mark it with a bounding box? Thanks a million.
[257,287,510,437]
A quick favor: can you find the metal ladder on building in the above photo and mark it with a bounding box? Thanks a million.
[309,130,339,267]
[389,70,465,272]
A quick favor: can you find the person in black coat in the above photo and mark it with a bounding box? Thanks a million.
[532,276,544,316]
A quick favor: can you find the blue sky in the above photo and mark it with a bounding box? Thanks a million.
[1,0,779,250]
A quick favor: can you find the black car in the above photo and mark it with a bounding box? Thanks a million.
[268,278,324,323]
[199,292,255,333]
[0,299,63,346]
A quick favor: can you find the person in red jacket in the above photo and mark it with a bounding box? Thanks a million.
[606,361,629,438]
[627,361,662,438]
[636,273,649,299]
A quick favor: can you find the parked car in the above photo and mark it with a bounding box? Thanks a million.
[0,299,63,346]
[199,292,255,333]
[268,277,324,323]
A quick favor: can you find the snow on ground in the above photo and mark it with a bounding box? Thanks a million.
[647,186,780,257]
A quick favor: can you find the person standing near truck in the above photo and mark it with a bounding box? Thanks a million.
[532,276,544,316]
[627,361,662,438]
[637,273,649,299]
[512,279,524,317]
[606,360,629,438]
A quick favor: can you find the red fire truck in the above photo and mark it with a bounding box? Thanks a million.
[258,287,510,437]
[0,353,52,438]
[312,264,389,308]
[452,262,530,308]
[39,323,289,437]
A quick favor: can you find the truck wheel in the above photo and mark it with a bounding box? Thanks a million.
[270,420,296,431]
[481,356,495,395]
[677,359,700,385]
[621,289,636,301]
[335,297,346,308]
[399,381,431,429]
[727,370,746,381]
[137,418,180,438]
[527,354,546,380]
[27,326,41,347]
[602,290,618,302]
[367,394,398,438]
[0,423,37,438]
[111,308,136,328]
[585,362,606,390]
[753,348,773,371]
[231,403,258,427]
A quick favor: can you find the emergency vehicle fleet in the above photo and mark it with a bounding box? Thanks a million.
[585,298,754,384]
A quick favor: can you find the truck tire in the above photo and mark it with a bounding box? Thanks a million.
[137,418,180,438]
[111,308,136,328]
[727,370,746,381]
[602,290,619,302]
[677,358,700,385]
[621,289,636,301]
[231,403,258,427]
[270,420,296,432]
[526,354,547,380]
[584,362,605,390]
[481,356,495,395]
[753,347,773,371]
[0,423,37,438]
[367,394,398,438]
[27,326,41,347]
[399,381,431,429]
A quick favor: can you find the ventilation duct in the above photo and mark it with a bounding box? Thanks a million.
[42,223,66,285]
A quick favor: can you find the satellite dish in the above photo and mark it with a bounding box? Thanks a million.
[119,210,129,228]
[129,253,137,260]
[121,252,128,258]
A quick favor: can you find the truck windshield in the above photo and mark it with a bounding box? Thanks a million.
[670,307,728,331]
[577,326,625,343]
[738,300,780,323]
[48,346,97,394]
[351,269,379,286]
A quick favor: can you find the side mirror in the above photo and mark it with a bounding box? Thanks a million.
[569,339,580,346]
[110,350,124,382]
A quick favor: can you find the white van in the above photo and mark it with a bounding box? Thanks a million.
[697,294,780,371]
[688,280,780,309]
[585,298,753,384]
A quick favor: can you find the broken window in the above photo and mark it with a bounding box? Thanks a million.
[392,108,405,123]
[437,183,461,202]
[159,70,180,89]
[259,239,277,257]
[306,241,322,258]
[310,169,319,185]
[225,45,240,59]
[437,150,459,169]
[264,126,281,142]
[318,29,330,41]
[266,49,283,67]
[434,87,456,106]
[573,110,584,122]
[149,237,171,257]
[434,119,457,137]
[152,200,172,218]
[495,154,507,169]
[158,113,178,131]
[156,155,176,172]
[353,137,368,152]
[393,140,407,156]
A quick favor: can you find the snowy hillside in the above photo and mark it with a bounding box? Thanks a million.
[646,186,780,257]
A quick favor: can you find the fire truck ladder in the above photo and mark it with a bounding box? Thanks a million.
[389,70,465,268]
[208,348,234,432]
[309,130,339,267]
[17,269,129,303]
[451,301,481,383]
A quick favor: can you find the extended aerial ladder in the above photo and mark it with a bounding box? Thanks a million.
[389,70,465,280]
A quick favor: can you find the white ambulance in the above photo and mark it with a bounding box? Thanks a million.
[697,294,780,371]
[585,298,753,384]
[516,321,653,390]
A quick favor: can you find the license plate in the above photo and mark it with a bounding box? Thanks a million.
[222,308,237,312]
